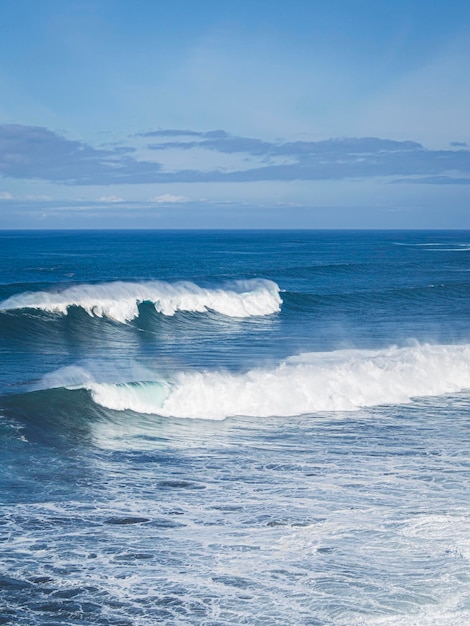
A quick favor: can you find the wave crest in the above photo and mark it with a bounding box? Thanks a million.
[87,344,470,420]
[0,278,282,323]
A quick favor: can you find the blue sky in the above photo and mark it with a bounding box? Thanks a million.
[0,0,469,228]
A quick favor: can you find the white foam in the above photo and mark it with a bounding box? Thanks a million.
[88,343,470,419]
[0,278,282,322]
[402,514,470,560]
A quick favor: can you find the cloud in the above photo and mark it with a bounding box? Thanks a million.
[24,194,52,201]
[0,192,54,201]
[392,176,470,185]
[150,193,189,203]
[142,131,470,184]
[139,129,228,139]
[98,195,124,202]
[1,123,470,186]
[147,133,422,157]
[0,123,162,185]
[450,141,468,147]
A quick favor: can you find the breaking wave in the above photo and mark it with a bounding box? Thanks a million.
[79,343,470,420]
[0,278,281,323]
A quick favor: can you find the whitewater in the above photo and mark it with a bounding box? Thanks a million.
[1,230,469,626]
[61,343,470,419]
[0,277,282,322]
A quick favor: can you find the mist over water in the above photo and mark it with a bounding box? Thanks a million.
[1,230,470,625]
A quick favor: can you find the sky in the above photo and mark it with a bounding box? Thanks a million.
[0,0,469,229]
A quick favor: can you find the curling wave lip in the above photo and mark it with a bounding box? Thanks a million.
[84,343,470,420]
[0,278,282,323]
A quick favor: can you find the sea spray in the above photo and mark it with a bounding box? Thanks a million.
[86,343,470,419]
[0,278,282,322]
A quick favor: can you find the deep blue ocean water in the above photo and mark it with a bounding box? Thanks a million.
[1,230,469,625]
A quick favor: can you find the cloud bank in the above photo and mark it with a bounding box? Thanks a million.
[1,124,470,186]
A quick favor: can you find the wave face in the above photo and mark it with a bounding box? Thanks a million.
[82,344,470,419]
[0,278,282,323]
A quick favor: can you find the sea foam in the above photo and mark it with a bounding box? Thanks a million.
[87,343,470,419]
[0,279,282,322]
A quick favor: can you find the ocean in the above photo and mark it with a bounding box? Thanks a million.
[0,229,469,625]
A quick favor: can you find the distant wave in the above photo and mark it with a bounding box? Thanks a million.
[393,242,470,251]
[75,343,470,419]
[0,279,282,322]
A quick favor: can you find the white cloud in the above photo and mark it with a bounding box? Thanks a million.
[24,194,52,201]
[0,191,13,200]
[150,193,189,203]
[98,195,124,203]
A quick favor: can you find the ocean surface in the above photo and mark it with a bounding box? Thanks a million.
[1,229,469,625]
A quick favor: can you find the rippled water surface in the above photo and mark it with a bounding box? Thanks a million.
[1,230,470,624]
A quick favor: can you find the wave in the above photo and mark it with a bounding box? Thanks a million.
[393,242,470,251]
[72,343,470,420]
[0,279,282,323]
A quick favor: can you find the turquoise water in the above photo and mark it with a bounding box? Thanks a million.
[1,230,469,624]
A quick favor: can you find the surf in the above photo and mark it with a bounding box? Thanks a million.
[33,343,470,420]
[0,278,282,323]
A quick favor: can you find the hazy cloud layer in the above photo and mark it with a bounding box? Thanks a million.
[0,124,160,185]
[1,124,470,186]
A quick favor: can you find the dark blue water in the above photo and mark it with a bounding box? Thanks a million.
[1,230,469,625]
